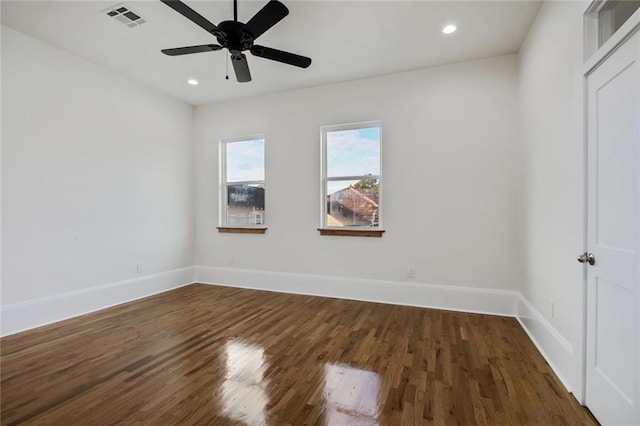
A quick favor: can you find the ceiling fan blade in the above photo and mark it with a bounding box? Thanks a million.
[160,0,220,35]
[243,0,289,40]
[161,44,223,56]
[251,45,311,68]
[231,52,252,82]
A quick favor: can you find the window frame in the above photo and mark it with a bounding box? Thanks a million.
[219,135,266,230]
[320,121,383,231]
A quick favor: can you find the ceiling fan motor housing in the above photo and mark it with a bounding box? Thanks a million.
[217,20,254,51]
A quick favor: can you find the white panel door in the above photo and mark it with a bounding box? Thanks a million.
[585,29,640,426]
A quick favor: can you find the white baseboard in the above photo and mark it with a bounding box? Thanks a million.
[195,265,518,317]
[0,266,195,337]
[196,266,580,396]
[516,294,575,394]
[1,264,578,402]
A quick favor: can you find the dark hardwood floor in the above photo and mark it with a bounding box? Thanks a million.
[1,284,597,425]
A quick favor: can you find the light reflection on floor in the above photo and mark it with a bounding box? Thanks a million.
[219,340,269,426]
[323,363,381,425]
[217,340,381,425]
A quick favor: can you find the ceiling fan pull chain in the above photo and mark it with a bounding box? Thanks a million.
[226,54,229,80]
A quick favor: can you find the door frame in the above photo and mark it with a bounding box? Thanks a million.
[580,0,640,408]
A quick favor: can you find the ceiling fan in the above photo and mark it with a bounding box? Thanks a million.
[160,0,312,83]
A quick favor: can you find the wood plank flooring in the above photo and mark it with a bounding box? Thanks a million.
[1,284,597,425]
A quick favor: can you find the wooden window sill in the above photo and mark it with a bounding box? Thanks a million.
[317,228,385,237]
[217,227,267,234]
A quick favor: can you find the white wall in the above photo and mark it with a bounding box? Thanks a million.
[0,5,596,402]
[517,0,587,396]
[1,26,195,333]
[194,55,520,293]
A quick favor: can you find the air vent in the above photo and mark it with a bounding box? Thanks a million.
[103,4,147,28]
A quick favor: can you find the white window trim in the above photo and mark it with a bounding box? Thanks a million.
[219,134,266,228]
[320,121,383,230]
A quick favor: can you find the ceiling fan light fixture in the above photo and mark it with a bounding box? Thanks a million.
[442,24,457,34]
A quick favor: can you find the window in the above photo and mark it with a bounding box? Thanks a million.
[598,0,639,47]
[584,0,640,60]
[321,122,382,233]
[220,137,265,229]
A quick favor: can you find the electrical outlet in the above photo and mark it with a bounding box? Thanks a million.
[136,263,143,273]
[407,267,415,278]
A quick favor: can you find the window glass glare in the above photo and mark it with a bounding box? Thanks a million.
[226,139,265,182]
[326,127,380,177]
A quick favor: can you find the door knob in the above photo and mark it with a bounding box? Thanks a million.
[577,252,595,265]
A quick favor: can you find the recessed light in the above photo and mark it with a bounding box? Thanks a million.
[442,24,457,34]
[187,79,199,86]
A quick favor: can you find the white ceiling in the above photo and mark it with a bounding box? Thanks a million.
[1,0,542,106]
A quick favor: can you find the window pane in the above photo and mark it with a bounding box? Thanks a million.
[599,0,640,47]
[326,127,380,177]
[226,139,265,182]
[326,179,379,227]
[226,184,265,226]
